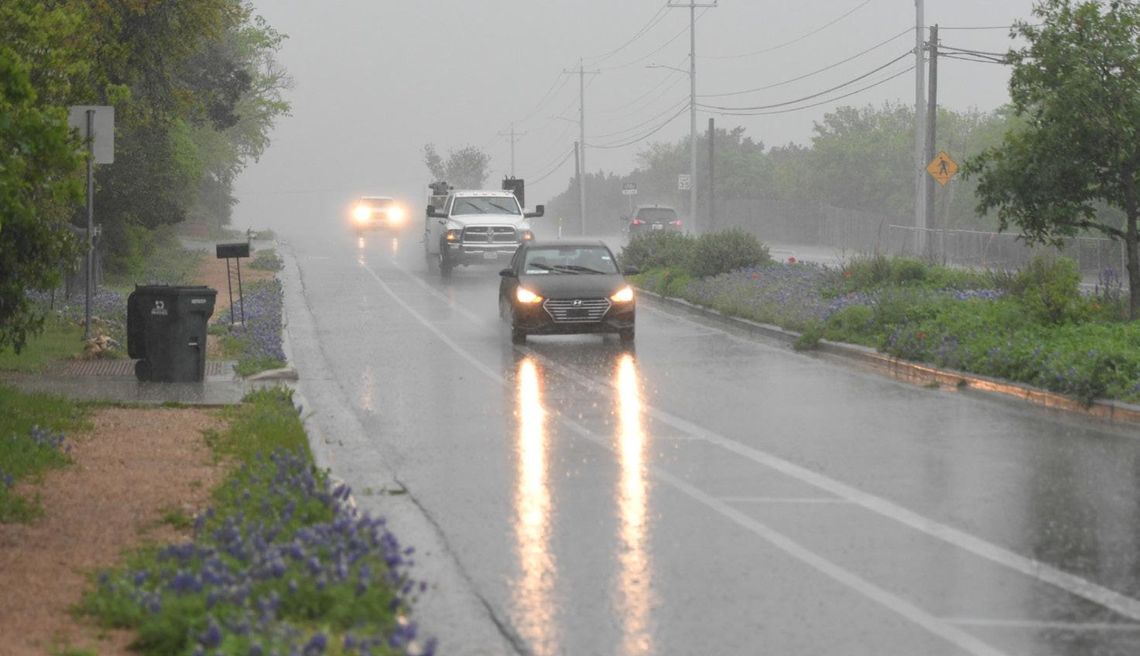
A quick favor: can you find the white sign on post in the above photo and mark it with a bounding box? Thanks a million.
[68,105,115,164]
[621,182,638,196]
[677,174,691,191]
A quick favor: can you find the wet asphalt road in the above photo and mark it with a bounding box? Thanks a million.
[283,224,1140,656]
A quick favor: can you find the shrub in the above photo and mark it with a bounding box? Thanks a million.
[620,231,694,272]
[1011,254,1082,324]
[688,229,771,278]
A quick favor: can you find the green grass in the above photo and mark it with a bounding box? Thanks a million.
[205,387,310,464]
[0,386,87,522]
[0,318,84,372]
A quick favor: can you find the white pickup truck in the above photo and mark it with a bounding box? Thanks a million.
[424,189,544,277]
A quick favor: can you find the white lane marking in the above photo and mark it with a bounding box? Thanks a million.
[721,496,852,504]
[357,258,1010,656]
[945,618,1140,632]
[379,251,1140,623]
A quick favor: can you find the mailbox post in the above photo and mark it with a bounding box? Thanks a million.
[215,242,250,325]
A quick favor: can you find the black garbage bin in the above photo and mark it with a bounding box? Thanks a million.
[127,285,217,382]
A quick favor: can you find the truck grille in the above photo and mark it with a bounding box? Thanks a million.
[543,298,611,323]
[463,226,518,243]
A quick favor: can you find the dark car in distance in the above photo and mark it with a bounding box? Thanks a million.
[627,204,682,236]
[499,240,636,344]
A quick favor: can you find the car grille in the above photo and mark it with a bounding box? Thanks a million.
[462,226,518,243]
[543,298,611,323]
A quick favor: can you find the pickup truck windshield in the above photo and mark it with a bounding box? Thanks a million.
[451,196,521,216]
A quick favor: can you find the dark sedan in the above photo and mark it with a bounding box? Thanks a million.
[498,240,636,344]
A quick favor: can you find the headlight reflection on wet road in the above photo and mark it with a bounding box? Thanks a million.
[615,353,653,656]
[512,357,558,655]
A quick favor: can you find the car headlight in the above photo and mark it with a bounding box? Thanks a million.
[352,205,371,223]
[516,287,543,304]
[610,286,634,303]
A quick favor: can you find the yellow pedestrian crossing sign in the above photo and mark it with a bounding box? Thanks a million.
[926,151,959,186]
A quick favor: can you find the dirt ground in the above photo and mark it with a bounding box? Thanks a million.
[0,408,229,655]
[0,251,272,654]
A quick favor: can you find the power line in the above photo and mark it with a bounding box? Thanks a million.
[585,2,671,66]
[703,0,871,60]
[598,58,688,114]
[700,65,915,117]
[589,104,689,150]
[514,72,572,126]
[600,8,711,72]
[527,145,577,185]
[699,50,912,112]
[590,97,690,140]
[702,26,912,98]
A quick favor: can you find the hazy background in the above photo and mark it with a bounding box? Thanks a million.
[232,0,1037,233]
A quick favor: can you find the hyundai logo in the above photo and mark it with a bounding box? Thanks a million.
[572,299,583,306]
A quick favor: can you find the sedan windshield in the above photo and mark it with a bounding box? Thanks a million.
[451,196,521,216]
[523,247,619,275]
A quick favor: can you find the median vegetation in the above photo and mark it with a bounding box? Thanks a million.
[623,231,1139,406]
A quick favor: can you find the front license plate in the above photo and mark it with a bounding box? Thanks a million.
[567,308,589,318]
[483,251,498,260]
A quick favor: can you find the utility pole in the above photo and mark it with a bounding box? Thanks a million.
[708,117,716,230]
[564,60,599,233]
[913,0,927,256]
[925,25,939,261]
[575,141,584,235]
[669,1,717,234]
[498,123,527,177]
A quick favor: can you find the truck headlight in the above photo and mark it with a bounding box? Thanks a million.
[521,229,535,241]
[387,206,405,224]
[610,286,634,303]
[352,205,371,223]
[445,229,462,242]
[516,287,543,304]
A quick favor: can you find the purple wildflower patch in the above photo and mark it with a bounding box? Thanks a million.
[217,279,287,372]
[91,448,434,655]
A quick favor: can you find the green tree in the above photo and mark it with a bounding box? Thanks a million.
[423,144,492,189]
[0,48,83,353]
[965,0,1140,319]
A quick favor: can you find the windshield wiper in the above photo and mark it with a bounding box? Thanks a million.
[552,264,609,274]
[487,202,518,214]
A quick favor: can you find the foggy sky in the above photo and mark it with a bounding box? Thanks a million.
[233,0,1037,232]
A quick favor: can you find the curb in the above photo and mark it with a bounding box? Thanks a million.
[637,288,1140,426]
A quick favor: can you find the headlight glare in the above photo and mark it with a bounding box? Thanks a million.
[353,205,371,222]
[516,287,543,304]
[610,286,635,303]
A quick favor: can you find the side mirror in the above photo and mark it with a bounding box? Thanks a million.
[427,205,445,218]
[524,204,545,219]
[499,268,515,277]
[622,265,640,276]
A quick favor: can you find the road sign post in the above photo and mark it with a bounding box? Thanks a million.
[622,182,638,215]
[68,105,114,341]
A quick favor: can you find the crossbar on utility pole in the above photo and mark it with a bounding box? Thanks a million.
[498,123,527,177]
[564,60,599,234]
[669,1,717,235]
